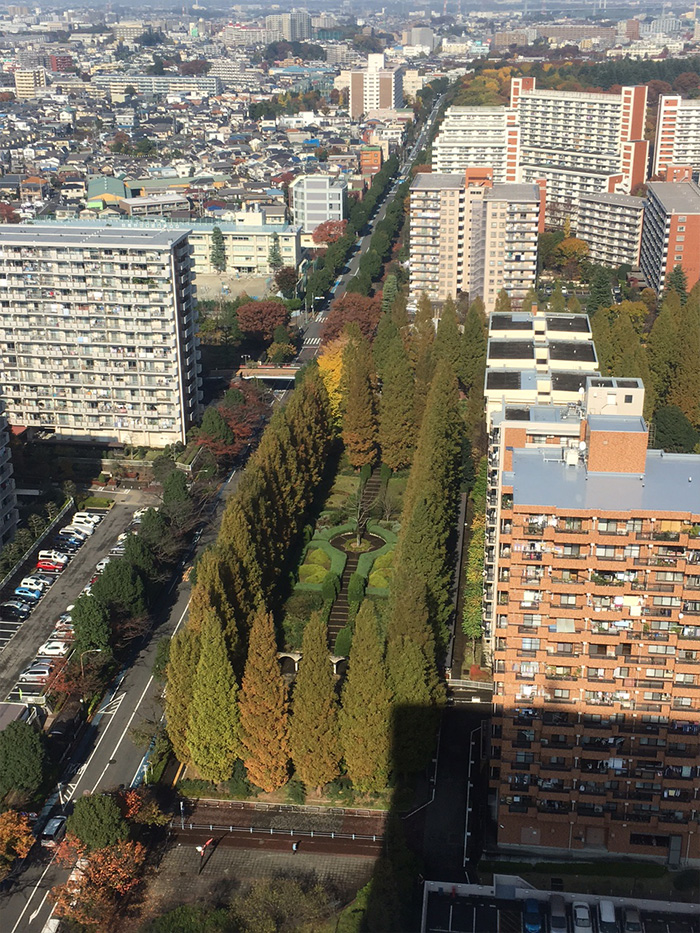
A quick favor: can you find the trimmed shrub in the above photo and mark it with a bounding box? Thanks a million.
[334,624,353,657]
[347,571,366,619]
[368,571,389,588]
[299,564,327,584]
[321,571,340,602]
[305,548,332,569]
[286,779,306,805]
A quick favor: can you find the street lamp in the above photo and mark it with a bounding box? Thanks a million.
[80,648,103,678]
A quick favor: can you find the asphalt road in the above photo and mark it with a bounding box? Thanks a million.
[1,470,242,933]
[297,95,445,365]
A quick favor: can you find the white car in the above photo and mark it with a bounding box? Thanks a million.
[73,512,103,525]
[95,557,111,573]
[572,902,592,933]
[20,575,48,591]
[36,640,70,657]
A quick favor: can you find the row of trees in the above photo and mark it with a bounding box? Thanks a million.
[346,175,410,297]
[165,369,335,780]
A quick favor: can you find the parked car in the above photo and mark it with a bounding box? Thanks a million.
[598,900,620,933]
[523,899,543,933]
[51,628,74,642]
[622,907,642,933]
[19,663,52,683]
[20,575,49,591]
[95,557,111,573]
[73,512,103,526]
[14,586,42,602]
[36,559,67,573]
[26,573,56,588]
[109,545,126,557]
[40,816,66,847]
[53,535,83,549]
[36,640,69,658]
[0,600,31,619]
[573,902,593,933]
[37,550,69,565]
[68,522,95,537]
[550,895,567,933]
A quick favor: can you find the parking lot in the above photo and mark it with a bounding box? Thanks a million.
[0,492,153,702]
[423,892,700,933]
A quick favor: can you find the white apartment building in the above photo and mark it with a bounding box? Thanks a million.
[349,53,403,119]
[653,96,700,178]
[512,78,649,228]
[92,74,222,99]
[0,225,202,447]
[409,173,542,312]
[432,107,519,182]
[577,191,644,268]
[265,12,312,41]
[432,79,648,229]
[289,174,346,233]
[14,68,46,100]
[0,401,18,547]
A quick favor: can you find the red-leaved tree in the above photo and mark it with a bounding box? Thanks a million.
[312,219,348,245]
[321,293,382,345]
[236,301,289,341]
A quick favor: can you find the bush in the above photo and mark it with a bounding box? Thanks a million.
[372,551,394,571]
[228,760,258,799]
[177,778,220,798]
[299,563,327,584]
[321,571,340,602]
[334,624,353,657]
[281,590,324,650]
[673,869,700,891]
[368,571,389,588]
[305,548,331,569]
[286,779,306,805]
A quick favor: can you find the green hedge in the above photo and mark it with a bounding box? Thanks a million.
[305,548,332,569]
[302,537,347,579]
[356,524,397,580]
[313,522,355,541]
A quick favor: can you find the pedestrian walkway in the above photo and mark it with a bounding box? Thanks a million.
[326,470,383,650]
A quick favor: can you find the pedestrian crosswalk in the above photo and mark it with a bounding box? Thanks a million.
[304,336,321,347]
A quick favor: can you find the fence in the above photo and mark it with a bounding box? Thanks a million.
[171,820,383,843]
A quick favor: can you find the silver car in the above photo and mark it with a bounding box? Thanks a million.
[573,902,592,933]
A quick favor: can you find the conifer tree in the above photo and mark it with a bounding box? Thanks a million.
[386,572,436,664]
[665,264,688,303]
[386,636,443,775]
[521,286,538,312]
[648,306,679,405]
[289,612,340,793]
[187,609,241,783]
[268,232,283,270]
[189,549,241,666]
[587,267,612,314]
[411,292,435,429]
[550,283,566,313]
[379,334,416,472]
[391,290,409,332]
[239,606,290,793]
[668,304,700,426]
[460,300,487,394]
[381,274,398,313]
[339,602,391,793]
[433,297,461,376]
[372,313,400,380]
[210,225,226,272]
[342,332,378,468]
[165,626,201,765]
[493,289,511,314]
[567,294,582,314]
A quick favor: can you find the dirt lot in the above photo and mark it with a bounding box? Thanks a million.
[194,272,272,300]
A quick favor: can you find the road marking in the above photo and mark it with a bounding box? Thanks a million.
[9,851,58,933]
[304,337,320,347]
[90,600,191,794]
[28,890,49,923]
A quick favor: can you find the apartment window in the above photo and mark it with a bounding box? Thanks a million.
[675,674,695,685]
[678,217,687,222]
[645,668,669,679]
[624,545,640,558]
[598,520,618,532]
[648,645,675,656]
[596,545,616,558]
[522,638,541,651]
[559,594,577,607]
[626,519,642,532]
[624,395,634,404]
[657,571,683,583]
[562,518,582,531]
[515,751,534,764]
[554,642,573,655]
[630,834,670,848]
[677,225,685,231]
[553,689,570,699]
[653,596,681,607]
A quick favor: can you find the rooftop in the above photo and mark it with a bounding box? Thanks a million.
[0,223,189,250]
[411,172,464,191]
[579,191,645,209]
[486,183,541,202]
[647,181,700,214]
[587,414,646,434]
[505,447,700,515]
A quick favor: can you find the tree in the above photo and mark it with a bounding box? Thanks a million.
[665,264,688,303]
[342,333,378,469]
[493,289,512,314]
[0,810,32,877]
[550,283,566,313]
[320,293,382,345]
[339,602,391,793]
[668,309,700,426]
[311,219,348,245]
[236,300,289,341]
[72,594,111,656]
[91,559,146,620]
[274,265,297,298]
[51,840,146,928]
[648,306,679,404]
[587,267,612,314]
[66,794,129,853]
[197,407,237,460]
[381,274,398,313]
[289,612,340,793]
[187,610,241,783]
[433,298,461,374]
[317,333,349,424]
[210,226,226,273]
[552,236,589,273]
[165,626,200,765]
[379,334,416,471]
[0,721,46,803]
[653,406,700,453]
[268,232,283,271]
[238,606,290,793]
[411,292,435,429]
[460,299,487,394]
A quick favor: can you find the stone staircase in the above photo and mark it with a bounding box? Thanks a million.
[327,470,382,650]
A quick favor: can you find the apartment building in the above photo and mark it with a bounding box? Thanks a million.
[349,53,403,119]
[578,192,645,268]
[432,107,519,182]
[486,375,700,865]
[92,74,222,100]
[265,11,312,41]
[14,68,46,100]
[512,78,648,228]
[409,172,542,312]
[0,225,202,447]
[289,174,346,233]
[432,79,648,228]
[0,401,18,548]
[639,182,700,294]
[653,96,700,178]
[484,310,598,426]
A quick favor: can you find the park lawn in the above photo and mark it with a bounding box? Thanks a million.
[326,473,360,511]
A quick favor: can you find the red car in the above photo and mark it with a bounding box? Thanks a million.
[36,560,65,573]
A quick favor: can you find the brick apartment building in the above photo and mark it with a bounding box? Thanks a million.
[486,363,700,866]
[639,181,700,294]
